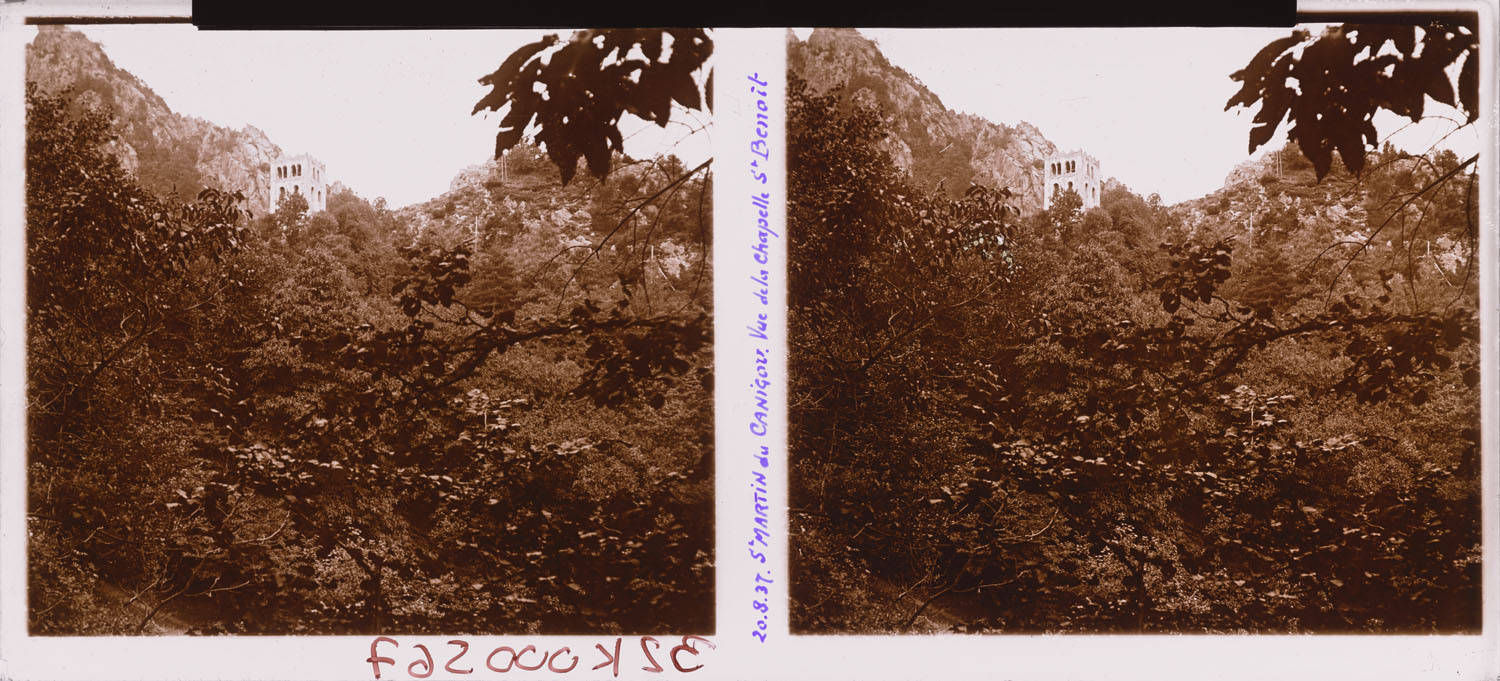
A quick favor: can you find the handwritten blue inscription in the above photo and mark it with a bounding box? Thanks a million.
[745,71,776,643]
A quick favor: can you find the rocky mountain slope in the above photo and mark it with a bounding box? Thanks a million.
[1169,140,1473,294]
[26,26,284,215]
[788,28,1059,214]
[394,152,589,246]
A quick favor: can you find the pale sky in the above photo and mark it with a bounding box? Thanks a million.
[48,25,713,208]
[38,27,1480,208]
[844,28,1480,204]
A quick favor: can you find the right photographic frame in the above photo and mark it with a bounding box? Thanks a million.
[786,16,1491,637]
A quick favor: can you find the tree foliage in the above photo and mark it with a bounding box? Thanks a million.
[790,31,1480,631]
[1226,16,1479,178]
[28,61,713,635]
[473,29,712,184]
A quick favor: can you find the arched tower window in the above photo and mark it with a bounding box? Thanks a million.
[1068,181,1074,191]
[278,187,286,201]
[1053,183,1059,195]
[294,185,300,195]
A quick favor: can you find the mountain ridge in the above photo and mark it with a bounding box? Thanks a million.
[788,28,1059,215]
[27,26,285,215]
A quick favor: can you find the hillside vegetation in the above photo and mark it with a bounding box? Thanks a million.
[27,27,285,214]
[26,31,713,634]
[788,29,1059,211]
[789,31,1481,632]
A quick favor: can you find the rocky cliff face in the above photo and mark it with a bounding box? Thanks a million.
[26,26,283,215]
[788,28,1058,214]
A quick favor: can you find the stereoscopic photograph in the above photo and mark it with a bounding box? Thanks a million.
[22,24,714,635]
[788,21,1484,634]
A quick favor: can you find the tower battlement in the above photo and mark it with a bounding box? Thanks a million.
[270,154,328,213]
[1043,150,1101,211]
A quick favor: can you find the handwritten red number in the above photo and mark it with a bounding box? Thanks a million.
[514,645,546,672]
[486,646,520,673]
[407,644,434,679]
[548,646,580,673]
[640,636,664,673]
[670,635,716,672]
[444,640,473,675]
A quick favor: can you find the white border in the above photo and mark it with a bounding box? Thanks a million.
[712,22,789,672]
[0,6,751,679]
[0,2,1496,680]
[759,3,1500,679]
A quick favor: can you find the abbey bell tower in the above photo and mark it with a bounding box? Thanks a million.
[270,154,328,213]
[1043,151,1101,211]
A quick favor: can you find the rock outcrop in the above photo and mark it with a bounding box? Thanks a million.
[788,28,1059,214]
[27,26,284,215]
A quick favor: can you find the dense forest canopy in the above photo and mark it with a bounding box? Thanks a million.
[26,40,714,633]
[790,19,1481,633]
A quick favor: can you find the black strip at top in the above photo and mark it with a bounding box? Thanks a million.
[190,0,1299,30]
[26,16,192,25]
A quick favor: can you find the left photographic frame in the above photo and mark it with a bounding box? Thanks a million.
[2,6,716,667]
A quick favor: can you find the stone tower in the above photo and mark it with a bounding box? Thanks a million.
[270,153,328,214]
[1043,150,1101,211]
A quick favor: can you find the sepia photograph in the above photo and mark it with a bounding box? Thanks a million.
[788,21,1486,634]
[2,4,1496,680]
[18,22,715,636]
